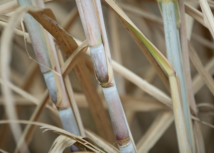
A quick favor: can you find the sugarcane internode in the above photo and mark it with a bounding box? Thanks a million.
[43,71,57,103]
[90,44,109,83]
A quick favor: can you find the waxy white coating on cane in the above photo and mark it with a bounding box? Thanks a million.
[59,107,80,151]
[59,107,81,136]
[90,44,108,83]
[102,86,134,149]
[43,71,57,103]
[119,142,136,153]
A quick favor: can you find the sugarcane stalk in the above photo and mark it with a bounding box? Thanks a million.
[159,0,193,152]
[75,0,136,152]
[17,0,81,151]
[46,30,81,151]
[178,0,204,153]
[169,75,192,153]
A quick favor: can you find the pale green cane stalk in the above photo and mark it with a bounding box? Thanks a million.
[160,1,195,152]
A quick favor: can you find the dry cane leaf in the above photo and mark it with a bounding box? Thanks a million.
[189,42,214,96]
[104,0,174,75]
[104,0,171,91]
[61,40,88,76]
[49,135,76,153]
[0,6,44,153]
[85,130,119,153]
[137,111,173,152]
[197,103,214,111]
[0,0,53,15]
[198,0,214,39]
[28,9,78,57]
[185,3,206,27]
[0,120,105,153]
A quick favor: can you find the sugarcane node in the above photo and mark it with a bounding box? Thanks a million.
[117,137,131,146]
[56,105,71,111]
[101,82,114,88]
[55,101,70,110]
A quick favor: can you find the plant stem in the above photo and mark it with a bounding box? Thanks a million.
[169,75,192,153]
[161,1,193,152]
[75,0,136,152]
[178,0,204,152]
[17,0,81,151]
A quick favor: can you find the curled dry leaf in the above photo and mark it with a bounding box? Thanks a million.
[85,130,119,153]
[49,135,76,153]
[0,120,105,153]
